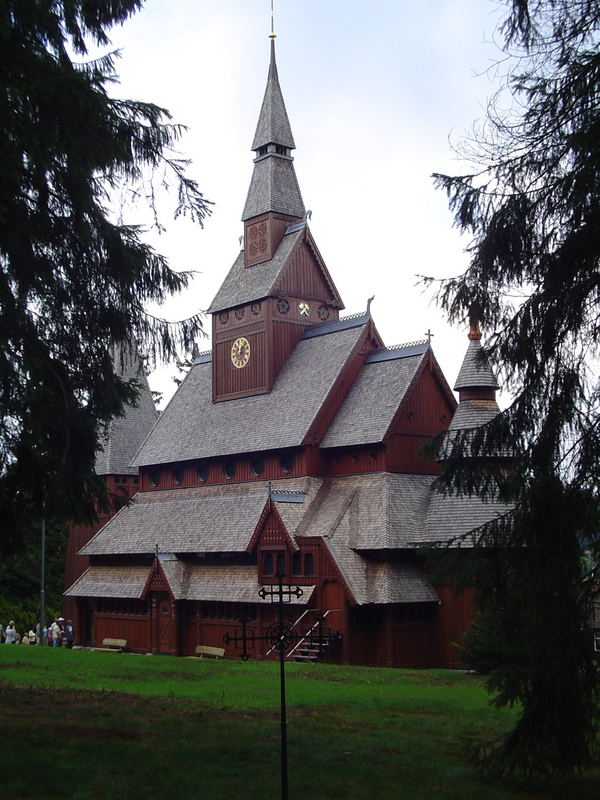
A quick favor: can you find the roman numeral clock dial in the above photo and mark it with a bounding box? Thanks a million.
[231,336,250,369]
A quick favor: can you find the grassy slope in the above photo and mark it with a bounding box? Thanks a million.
[0,646,597,799]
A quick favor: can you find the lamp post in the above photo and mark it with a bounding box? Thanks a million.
[38,505,45,646]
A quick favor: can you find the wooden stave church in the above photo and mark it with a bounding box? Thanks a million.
[64,41,507,668]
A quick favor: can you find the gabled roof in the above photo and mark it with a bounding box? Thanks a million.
[81,482,277,556]
[320,343,430,448]
[454,338,498,391]
[76,471,511,605]
[132,319,368,467]
[95,344,157,476]
[80,478,320,557]
[295,473,433,550]
[207,224,341,314]
[318,498,438,605]
[208,229,301,313]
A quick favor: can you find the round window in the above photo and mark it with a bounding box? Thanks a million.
[279,454,293,474]
[223,461,236,479]
[149,471,160,487]
[251,457,265,476]
[196,463,208,482]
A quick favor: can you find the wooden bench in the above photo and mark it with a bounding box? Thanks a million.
[101,637,127,652]
[194,645,225,659]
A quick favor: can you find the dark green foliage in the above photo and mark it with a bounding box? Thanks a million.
[458,613,505,675]
[0,1,211,547]
[430,0,600,777]
[0,516,66,630]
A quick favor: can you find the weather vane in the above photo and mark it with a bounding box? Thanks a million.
[269,0,276,39]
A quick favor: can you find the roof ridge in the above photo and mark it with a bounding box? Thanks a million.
[301,312,368,340]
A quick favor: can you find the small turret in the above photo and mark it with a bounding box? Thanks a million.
[449,315,500,432]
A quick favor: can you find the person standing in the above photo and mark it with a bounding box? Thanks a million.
[0,623,4,643]
[65,620,74,649]
[49,619,62,647]
[5,621,17,644]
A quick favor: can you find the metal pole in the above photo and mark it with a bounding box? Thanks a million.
[277,573,288,800]
[38,515,45,646]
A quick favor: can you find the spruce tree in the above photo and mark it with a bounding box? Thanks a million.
[431,0,600,776]
[0,1,210,545]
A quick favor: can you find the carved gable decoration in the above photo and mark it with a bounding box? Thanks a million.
[274,231,343,307]
[142,560,172,598]
[247,500,298,553]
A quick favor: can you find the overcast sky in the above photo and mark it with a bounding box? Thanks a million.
[105,0,506,406]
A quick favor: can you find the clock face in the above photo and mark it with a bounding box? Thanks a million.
[298,301,310,317]
[230,336,250,369]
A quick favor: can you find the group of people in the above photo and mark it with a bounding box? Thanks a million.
[0,618,74,647]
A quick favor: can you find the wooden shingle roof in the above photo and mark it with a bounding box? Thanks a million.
[95,345,157,476]
[454,338,499,391]
[320,345,429,448]
[132,320,368,467]
[65,566,150,598]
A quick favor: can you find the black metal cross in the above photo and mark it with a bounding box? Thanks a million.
[223,574,341,800]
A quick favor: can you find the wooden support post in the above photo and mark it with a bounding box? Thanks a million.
[171,600,178,656]
[151,596,158,655]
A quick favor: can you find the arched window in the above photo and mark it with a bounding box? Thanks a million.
[196,463,209,482]
[251,457,264,476]
[304,553,314,576]
[292,552,302,575]
[280,453,293,473]
[149,471,160,487]
[263,553,274,576]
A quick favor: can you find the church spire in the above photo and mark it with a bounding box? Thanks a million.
[242,38,304,224]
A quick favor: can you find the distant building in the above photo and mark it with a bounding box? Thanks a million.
[64,41,506,667]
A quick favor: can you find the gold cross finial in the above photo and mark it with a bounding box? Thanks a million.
[269,0,276,39]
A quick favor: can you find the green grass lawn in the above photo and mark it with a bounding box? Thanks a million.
[0,646,597,799]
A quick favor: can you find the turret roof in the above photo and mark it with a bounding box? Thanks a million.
[242,41,304,221]
[454,338,499,391]
[95,344,157,476]
[251,40,296,151]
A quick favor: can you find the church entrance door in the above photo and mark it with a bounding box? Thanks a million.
[157,596,172,654]
[322,580,343,631]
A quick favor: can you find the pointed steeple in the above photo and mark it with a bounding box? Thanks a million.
[242,40,304,223]
[251,40,296,152]
[449,316,500,432]
[453,315,499,396]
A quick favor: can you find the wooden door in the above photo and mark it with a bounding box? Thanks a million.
[157,597,172,654]
[321,580,344,632]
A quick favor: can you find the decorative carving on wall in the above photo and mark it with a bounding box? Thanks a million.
[235,307,245,321]
[318,305,331,321]
[251,302,262,315]
[247,220,269,259]
[277,297,290,315]
[219,311,229,325]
